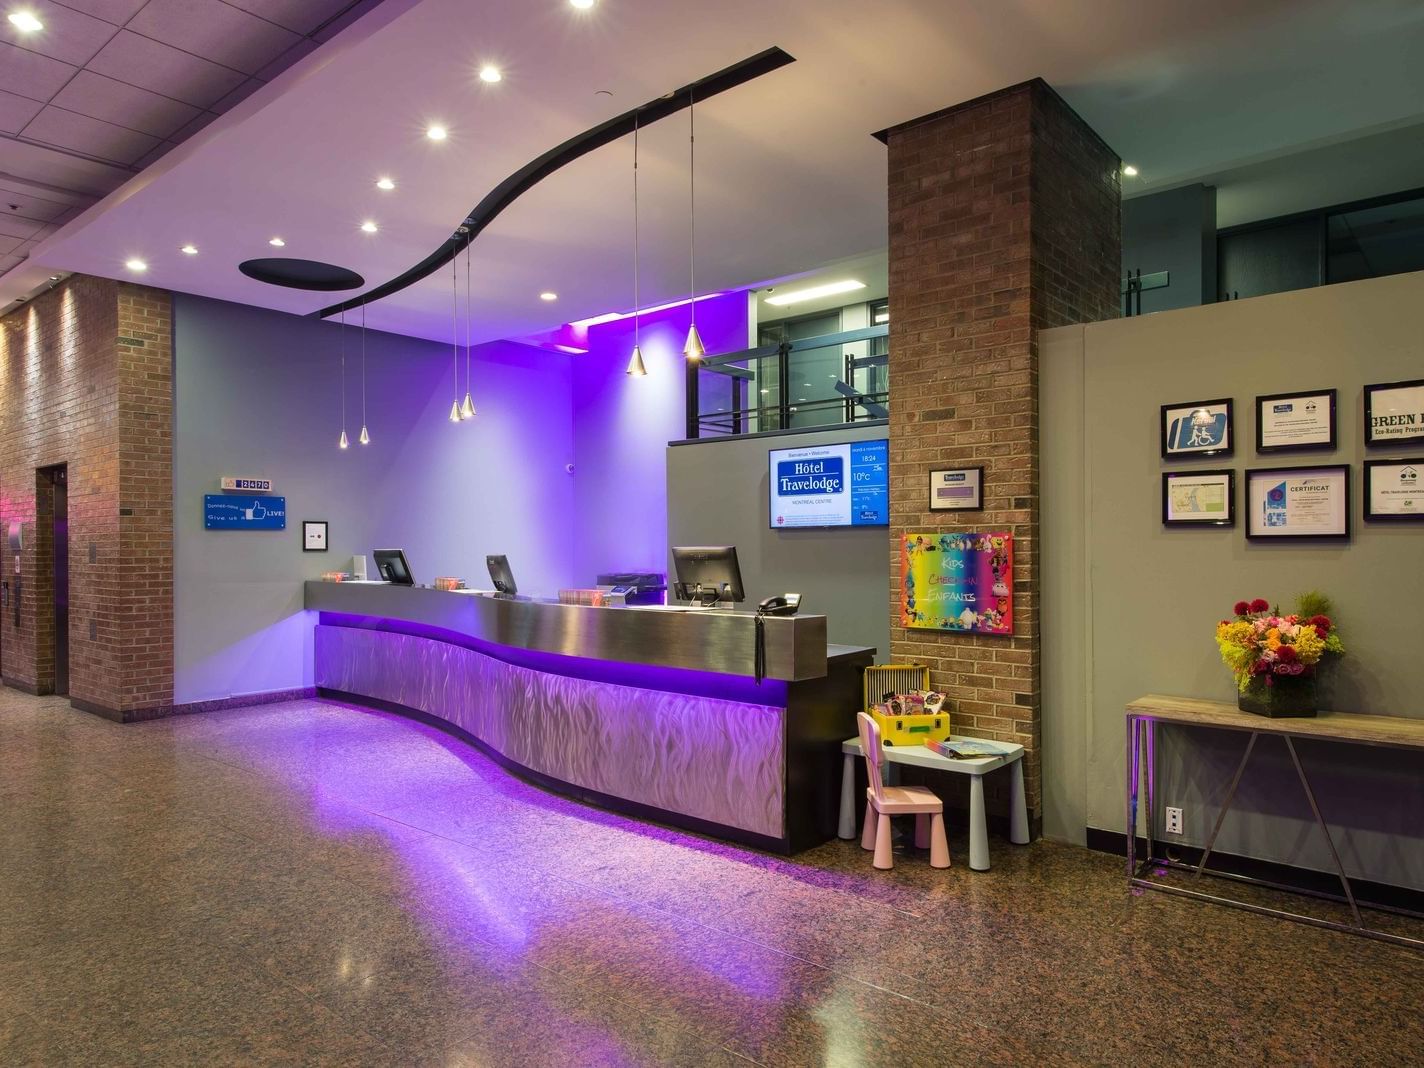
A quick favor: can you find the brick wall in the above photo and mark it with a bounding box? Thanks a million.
[884,80,1120,829]
[0,275,174,718]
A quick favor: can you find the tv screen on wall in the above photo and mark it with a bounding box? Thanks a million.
[768,439,889,529]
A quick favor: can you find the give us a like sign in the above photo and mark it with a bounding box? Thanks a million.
[204,494,287,530]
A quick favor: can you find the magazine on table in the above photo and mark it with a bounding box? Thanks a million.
[927,738,1015,760]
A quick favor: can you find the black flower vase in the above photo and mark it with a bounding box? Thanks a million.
[1237,673,1319,718]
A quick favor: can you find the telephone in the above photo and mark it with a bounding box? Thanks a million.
[757,593,802,617]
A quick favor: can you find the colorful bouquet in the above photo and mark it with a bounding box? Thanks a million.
[1214,593,1346,693]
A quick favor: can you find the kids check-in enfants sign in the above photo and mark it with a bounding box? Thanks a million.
[900,532,1013,635]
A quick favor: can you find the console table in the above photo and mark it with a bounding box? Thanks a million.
[1125,694,1424,950]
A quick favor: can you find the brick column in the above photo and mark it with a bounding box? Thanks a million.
[0,276,174,720]
[883,80,1120,830]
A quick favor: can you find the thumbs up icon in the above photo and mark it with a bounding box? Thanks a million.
[244,501,267,521]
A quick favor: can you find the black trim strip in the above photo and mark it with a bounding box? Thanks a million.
[315,46,795,319]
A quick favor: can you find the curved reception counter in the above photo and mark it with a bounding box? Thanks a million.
[305,581,873,853]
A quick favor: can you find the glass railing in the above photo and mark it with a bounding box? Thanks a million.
[686,324,889,439]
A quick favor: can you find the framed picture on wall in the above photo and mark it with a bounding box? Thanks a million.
[1364,459,1424,521]
[1161,398,1233,459]
[1364,379,1424,447]
[1255,389,1336,452]
[1245,465,1350,540]
[1162,470,1234,526]
[928,467,983,511]
[302,520,329,552]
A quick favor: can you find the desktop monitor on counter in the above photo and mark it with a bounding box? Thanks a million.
[486,554,517,596]
[672,546,744,606]
[373,549,414,586]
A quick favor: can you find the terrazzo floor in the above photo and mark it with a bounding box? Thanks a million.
[1,688,1420,1067]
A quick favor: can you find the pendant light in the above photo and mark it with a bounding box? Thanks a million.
[448,249,462,422]
[337,307,349,449]
[358,302,370,445]
[626,110,647,377]
[682,89,705,362]
[459,242,476,419]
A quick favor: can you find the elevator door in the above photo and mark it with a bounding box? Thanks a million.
[46,466,69,696]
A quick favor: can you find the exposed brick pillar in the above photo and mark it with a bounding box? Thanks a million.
[883,80,1120,831]
[0,275,174,720]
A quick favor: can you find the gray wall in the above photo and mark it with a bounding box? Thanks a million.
[667,425,890,659]
[173,294,575,705]
[1041,271,1424,889]
[1122,184,1218,311]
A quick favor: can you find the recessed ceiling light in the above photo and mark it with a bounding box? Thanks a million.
[376,176,395,190]
[125,258,147,272]
[426,124,448,141]
[763,279,865,307]
[7,11,43,32]
[360,220,378,233]
[478,65,502,84]
[570,0,595,8]
[49,274,59,281]
[269,236,285,247]
[539,291,558,301]
[1122,164,1139,177]
[180,244,198,255]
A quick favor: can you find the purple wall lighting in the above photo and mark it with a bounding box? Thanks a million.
[571,291,747,584]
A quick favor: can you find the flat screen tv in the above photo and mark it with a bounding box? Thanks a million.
[768,439,888,529]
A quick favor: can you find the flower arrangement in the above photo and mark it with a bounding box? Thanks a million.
[1214,593,1346,693]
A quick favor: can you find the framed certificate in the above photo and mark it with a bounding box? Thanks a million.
[1245,465,1350,540]
[1364,379,1424,447]
[929,466,983,511]
[1161,398,1233,459]
[1162,470,1234,526]
[1364,459,1423,521]
[1255,389,1336,452]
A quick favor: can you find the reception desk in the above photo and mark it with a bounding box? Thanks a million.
[304,581,873,853]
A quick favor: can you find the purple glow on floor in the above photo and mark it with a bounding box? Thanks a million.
[316,611,789,707]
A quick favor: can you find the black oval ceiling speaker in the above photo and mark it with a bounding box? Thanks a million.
[239,258,364,291]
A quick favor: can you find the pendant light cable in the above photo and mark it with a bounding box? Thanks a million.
[682,91,705,361]
[461,239,475,419]
[633,111,640,353]
[359,302,369,444]
[449,249,461,421]
[338,307,348,449]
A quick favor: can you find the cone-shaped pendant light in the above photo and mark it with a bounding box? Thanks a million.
[358,303,370,445]
[682,90,705,362]
[460,244,476,418]
[627,112,647,377]
[449,247,463,421]
[337,308,349,448]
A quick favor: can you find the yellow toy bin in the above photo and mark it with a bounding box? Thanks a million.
[862,663,952,746]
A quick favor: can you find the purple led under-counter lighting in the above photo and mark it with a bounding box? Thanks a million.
[317,611,789,707]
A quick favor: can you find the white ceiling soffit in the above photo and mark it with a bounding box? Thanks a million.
[18,0,1424,343]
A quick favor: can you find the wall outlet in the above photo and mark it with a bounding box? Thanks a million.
[1165,806,1184,836]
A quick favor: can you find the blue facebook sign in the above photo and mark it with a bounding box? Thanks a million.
[204,494,287,530]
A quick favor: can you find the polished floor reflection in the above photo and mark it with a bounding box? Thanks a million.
[1,689,1420,1066]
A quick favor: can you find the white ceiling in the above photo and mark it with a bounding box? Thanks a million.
[0,0,393,280]
[11,0,1424,343]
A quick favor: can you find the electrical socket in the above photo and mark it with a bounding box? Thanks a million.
[1165,806,1184,836]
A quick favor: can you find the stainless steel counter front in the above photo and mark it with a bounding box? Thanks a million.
[304,581,833,681]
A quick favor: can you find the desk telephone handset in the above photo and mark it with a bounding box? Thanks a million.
[757,593,802,617]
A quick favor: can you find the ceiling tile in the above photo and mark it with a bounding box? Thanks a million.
[164,110,216,143]
[218,0,353,36]
[22,106,161,166]
[0,214,48,240]
[48,0,149,24]
[0,41,77,100]
[127,0,302,77]
[0,90,44,134]
[209,76,262,114]
[0,184,78,222]
[0,235,21,255]
[86,30,247,108]
[254,37,316,82]
[52,69,201,138]
[1,3,117,67]
[130,140,171,170]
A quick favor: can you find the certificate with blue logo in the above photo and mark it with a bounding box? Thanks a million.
[1256,389,1336,452]
[1245,465,1349,540]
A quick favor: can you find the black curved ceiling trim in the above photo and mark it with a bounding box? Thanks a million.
[315,46,795,320]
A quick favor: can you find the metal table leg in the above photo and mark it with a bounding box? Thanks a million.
[1125,714,1140,878]
[1284,736,1363,928]
[837,752,856,840]
[1195,731,1258,878]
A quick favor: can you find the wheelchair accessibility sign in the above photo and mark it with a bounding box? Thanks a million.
[204,494,286,530]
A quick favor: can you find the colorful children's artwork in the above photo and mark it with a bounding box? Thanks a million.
[899,531,1013,635]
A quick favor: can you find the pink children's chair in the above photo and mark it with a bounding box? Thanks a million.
[857,711,950,870]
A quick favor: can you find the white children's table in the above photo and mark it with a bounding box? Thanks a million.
[838,736,1030,871]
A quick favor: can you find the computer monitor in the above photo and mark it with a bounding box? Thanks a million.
[373,549,414,586]
[486,554,517,595]
[671,545,744,605]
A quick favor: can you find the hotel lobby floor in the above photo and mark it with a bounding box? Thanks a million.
[1,690,1419,1067]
